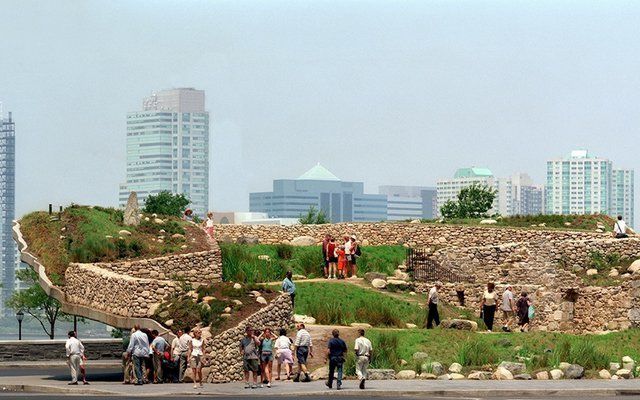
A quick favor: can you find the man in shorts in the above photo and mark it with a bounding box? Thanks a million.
[293,323,313,382]
[501,285,516,332]
[240,327,260,389]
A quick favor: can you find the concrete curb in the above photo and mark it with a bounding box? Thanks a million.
[0,360,121,368]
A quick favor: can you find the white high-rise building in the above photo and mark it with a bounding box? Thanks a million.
[545,150,634,226]
[379,185,437,221]
[0,111,16,317]
[496,173,544,216]
[119,88,210,217]
[436,167,497,217]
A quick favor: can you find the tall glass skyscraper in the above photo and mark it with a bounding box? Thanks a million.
[0,112,16,316]
[119,88,210,217]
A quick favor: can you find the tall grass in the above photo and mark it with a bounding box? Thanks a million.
[457,339,499,366]
[371,333,401,369]
[549,338,609,370]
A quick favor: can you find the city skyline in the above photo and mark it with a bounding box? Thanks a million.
[1,1,639,224]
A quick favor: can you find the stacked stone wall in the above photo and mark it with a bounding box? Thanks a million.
[204,293,293,382]
[64,264,179,318]
[94,250,222,284]
[214,223,604,247]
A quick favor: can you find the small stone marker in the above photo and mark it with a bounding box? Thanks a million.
[123,192,141,226]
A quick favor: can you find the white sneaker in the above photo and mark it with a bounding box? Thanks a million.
[267,382,271,388]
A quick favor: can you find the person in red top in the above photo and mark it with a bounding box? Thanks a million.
[336,245,347,279]
[327,238,338,279]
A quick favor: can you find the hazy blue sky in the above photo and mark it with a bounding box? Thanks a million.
[1,0,638,218]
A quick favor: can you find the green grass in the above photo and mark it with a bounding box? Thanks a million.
[420,214,615,232]
[362,328,640,373]
[20,205,197,280]
[220,243,406,284]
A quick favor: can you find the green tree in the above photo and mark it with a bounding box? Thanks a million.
[143,191,190,217]
[299,205,329,224]
[6,268,69,339]
[440,183,496,219]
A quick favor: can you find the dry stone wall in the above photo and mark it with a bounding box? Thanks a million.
[64,263,180,318]
[214,222,605,247]
[93,250,222,284]
[203,293,293,382]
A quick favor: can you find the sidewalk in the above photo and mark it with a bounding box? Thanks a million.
[0,360,121,368]
[1,375,640,397]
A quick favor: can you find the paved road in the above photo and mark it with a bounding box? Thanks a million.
[1,396,640,400]
[0,366,121,381]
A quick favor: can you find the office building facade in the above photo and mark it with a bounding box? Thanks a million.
[545,150,634,226]
[496,173,544,216]
[0,112,15,316]
[379,185,437,220]
[436,167,498,217]
[119,88,209,217]
[250,164,387,222]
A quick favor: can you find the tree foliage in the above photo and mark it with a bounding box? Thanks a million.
[440,183,496,219]
[6,268,70,339]
[299,205,329,224]
[143,191,191,217]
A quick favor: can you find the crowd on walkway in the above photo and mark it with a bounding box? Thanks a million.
[321,234,362,279]
[426,282,534,333]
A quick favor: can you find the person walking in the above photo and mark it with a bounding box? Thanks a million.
[127,325,150,386]
[480,283,498,332]
[325,329,347,390]
[274,328,293,381]
[259,328,276,387]
[65,331,84,386]
[354,329,372,390]
[501,285,516,332]
[614,215,630,238]
[150,330,168,384]
[189,329,204,389]
[293,323,313,382]
[516,292,532,332]
[426,281,442,329]
[327,237,338,279]
[204,212,215,239]
[322,234,331,278]
[282,271,296,308]
[122,328,135,384]
[240,327,261,389]
[177,327,193,383]
[169,329,183,383]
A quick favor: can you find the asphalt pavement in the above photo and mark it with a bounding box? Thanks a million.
[1,396,639,400]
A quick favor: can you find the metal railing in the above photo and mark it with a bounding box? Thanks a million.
[406,248,474,283]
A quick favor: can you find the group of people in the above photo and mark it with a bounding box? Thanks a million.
[239,323,373,391]
[427,282,533,333]
[121,325,204,389]
[321,234,362,279]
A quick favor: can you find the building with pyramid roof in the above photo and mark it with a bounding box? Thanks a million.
[250,164,387,222]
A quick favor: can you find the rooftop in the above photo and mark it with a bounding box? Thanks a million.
[453,167,494,179]
[297,163,341,181]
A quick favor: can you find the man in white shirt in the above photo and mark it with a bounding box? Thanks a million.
[354,329,373,390]
[614,216,630,239]
[293,323,313,382]
[126,325,150,385]
[65,331,84,385]
[177,327,193,383]
[501,285,516,332]
[426,281,442,329]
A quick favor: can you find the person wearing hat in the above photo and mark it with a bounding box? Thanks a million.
[501,284,516,332]
[426,281,442,329]
[349,236,361,279]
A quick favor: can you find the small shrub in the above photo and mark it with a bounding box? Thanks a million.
[371,333,400,369]
[305,300,346,325]
[275,244,294,260]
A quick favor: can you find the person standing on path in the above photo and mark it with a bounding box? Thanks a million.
[516,292,532,332]
[65,331,84,385]
[325,329,347,390]
[188,328,204,389]
[259,328,276,388]
[150,330,168,384]
[350,236,361,279]
[354,329,372,390]
[327,237,338,279]
[274,328,294,380]
[480,283,498,332]
[240,327,261,389]
[169,329,183,383]
[282,271,296,308]
[343,235,353,277]
[204,212,215,239]
[177,327,193,383]
[293,323,313,382]
[426,282,442,329]
[126,325,150,386]
[322,233,331,278]
[501,285,516,332]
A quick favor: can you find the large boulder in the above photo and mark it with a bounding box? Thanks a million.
[396,370,417,380]
[419,373,437,380]
[565,364,585,379]
[429,362,445,376]
[628,260,640,274]
[468,371,492,380]
[498,361,527,375]
[371,279,387,289]
[550,369,564,380]
[616,369,632,379]
[293,314,316,325]
[291,236,317,246]
[599,369,612,379]
[237,235,259,244]
[441,319,478,331]
[123,192,141,226]
[364,272,388,282]
[393,269,411,281]
[622,356,636,371]
[450,373,465,380]
[535,371,549,380]
[492,367,514,380]
[448,363,463,373]
[368,369,396,380]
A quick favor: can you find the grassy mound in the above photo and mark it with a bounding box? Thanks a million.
[220,243,405,284]
[421,214,616,232]
[19,205,210,280]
